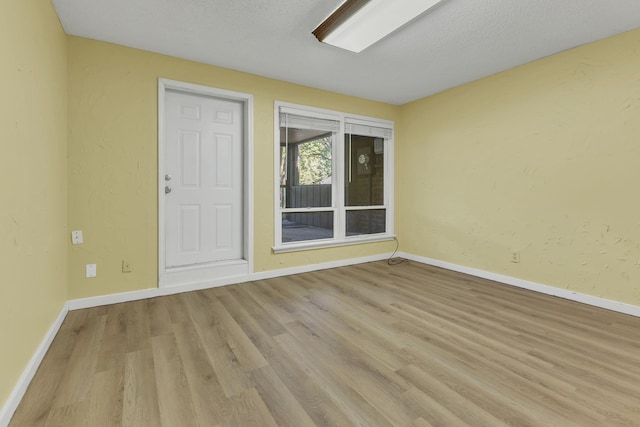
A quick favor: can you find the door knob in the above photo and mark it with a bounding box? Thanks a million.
[165,186,172,194]
[165,174,172,181]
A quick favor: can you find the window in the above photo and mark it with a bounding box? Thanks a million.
[274,102,394,251]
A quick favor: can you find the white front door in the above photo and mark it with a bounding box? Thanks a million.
[164,90,243,269]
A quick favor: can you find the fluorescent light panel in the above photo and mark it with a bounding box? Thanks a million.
[313,0,444,53]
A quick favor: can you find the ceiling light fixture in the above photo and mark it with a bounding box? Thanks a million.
[313,0,445,53]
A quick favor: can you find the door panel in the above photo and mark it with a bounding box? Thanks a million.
[180,205,200,252]
[165,90,243,268]
[180,131,201,186]
[214,134,233,187]
[214,205,232,248]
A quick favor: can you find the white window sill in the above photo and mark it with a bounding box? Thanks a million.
[272,234,395,254]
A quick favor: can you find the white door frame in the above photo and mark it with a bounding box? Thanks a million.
[158,78,254,288]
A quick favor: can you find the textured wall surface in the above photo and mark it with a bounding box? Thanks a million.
[66,36,399,300]
[398,28,640,305]
[0,0,68,408]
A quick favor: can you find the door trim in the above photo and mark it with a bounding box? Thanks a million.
[158,78,254,288]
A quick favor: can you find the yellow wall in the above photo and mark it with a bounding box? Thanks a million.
[0,0,68,407]
[67,36,399,300]
[398,28,640,305]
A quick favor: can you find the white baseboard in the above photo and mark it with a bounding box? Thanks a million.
[0,303,69,427]
[68,252,393,311]
[68,251,640,317]
[398,252,640,318]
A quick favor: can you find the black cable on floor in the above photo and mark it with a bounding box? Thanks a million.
[387,237,409,266]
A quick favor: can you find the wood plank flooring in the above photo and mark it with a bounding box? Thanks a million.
[9,261,640,426]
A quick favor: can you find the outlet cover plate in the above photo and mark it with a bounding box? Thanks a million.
[86,264,96,278]
[71,230,83,245]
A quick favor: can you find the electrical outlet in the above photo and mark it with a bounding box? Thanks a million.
[86,264,97,278]
[122,260,132,273]
[71,230,83,245]
[511,251,520,263]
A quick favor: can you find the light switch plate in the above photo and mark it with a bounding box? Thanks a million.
[71,230,83,244]
[86,264,96,278]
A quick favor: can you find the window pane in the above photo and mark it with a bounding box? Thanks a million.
[346,209,386,236]
[280,126,333,208]
[344,134,384,206]
[282,212,334,243]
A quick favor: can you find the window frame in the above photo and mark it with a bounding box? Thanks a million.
[273,101,395,253]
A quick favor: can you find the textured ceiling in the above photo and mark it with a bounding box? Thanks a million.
[52,0,640,105]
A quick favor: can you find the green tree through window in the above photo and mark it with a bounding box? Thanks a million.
[296,136,332,185]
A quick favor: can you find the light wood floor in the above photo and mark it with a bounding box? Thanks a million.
[10,261,640,426]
